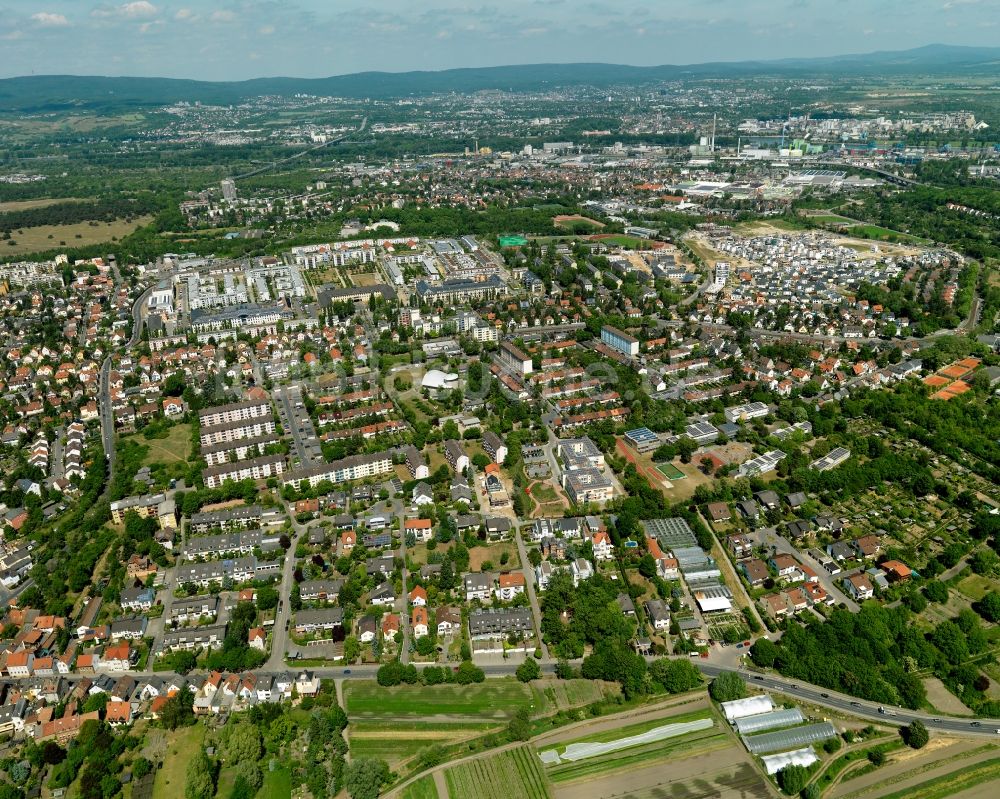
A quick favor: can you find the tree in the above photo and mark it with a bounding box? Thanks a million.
[233,761,263,792]
[160,684,195,730]
[677,438,697,464]
[226,722,261,763]
[516,657,541,683]
[777,764,808,795]
[976,591,1000,622]
[931,620,969,665]
[867,748,885,766]
[455,660,486,684]
[185,752,214,799]
[528,548,542,568]
[256,585,279,611]
[902,719,929,749]
[343,635,361,663]
[133,758,153,779]
[343,757,390,799]
[970,548,999,576]
[507,707,532,741]
[709,671,747,703]
[923,581,949,603]
[750,638,779,668]
[649,658,703,694]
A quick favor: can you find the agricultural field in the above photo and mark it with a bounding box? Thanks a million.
[344,679,537,720]
[444,745,552,799]
[1,214,153,256]
[550,743,766,799]
[831,740,1000,799]
[350,720,501,768]
[539,708,735,787]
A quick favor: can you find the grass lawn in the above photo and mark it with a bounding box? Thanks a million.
[956,574,994,601]
[345,679,534,720]
[151,725,205,799]
[468,541,520,572]
[2,215,153,256]
[534,680,616,713]
[401,775,440,799]
[125,423,193,466]
[846,223,930,245]
[445,745,552,799]
[528,483,559,502]
[589,234,649,248]
[257,765,291,799]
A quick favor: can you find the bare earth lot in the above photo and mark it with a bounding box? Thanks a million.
[922,676,974,716]
[553,746,770,799]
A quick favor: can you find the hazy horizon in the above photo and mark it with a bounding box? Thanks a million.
[2,0,998,81]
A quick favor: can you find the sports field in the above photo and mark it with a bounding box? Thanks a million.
[658,462,686,480]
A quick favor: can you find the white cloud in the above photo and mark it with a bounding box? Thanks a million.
[120,2,158,18]
[31,12,69,27]
[1,29,25,40]
[210,10,237,23]
[259,24,275,35]
[175,8,195,20]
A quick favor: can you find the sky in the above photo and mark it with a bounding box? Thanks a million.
[1,0,998,81]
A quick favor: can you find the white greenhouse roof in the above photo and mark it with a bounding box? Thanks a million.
[721,694,773,721]
[761,747,818,775]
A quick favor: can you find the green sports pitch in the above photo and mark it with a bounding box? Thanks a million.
[657,463,686,480]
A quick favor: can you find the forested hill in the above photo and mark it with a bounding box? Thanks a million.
[2,44,1000,113]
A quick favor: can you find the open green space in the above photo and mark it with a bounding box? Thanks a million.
[956,574,994,602]
[256,766,291,799]
[657,462,686,480]
[401,775,439,799]
[445,746,552,799]
[344,679,535,720]
[151,725,205,799]
[591,234,649,248]
[124,423,193,466]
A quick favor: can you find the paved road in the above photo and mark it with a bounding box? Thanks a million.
[700,663,1000,738]
[264,504,309,671]
[754,526,859,612]
[399,505,411,665]
[514,528,549,660]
